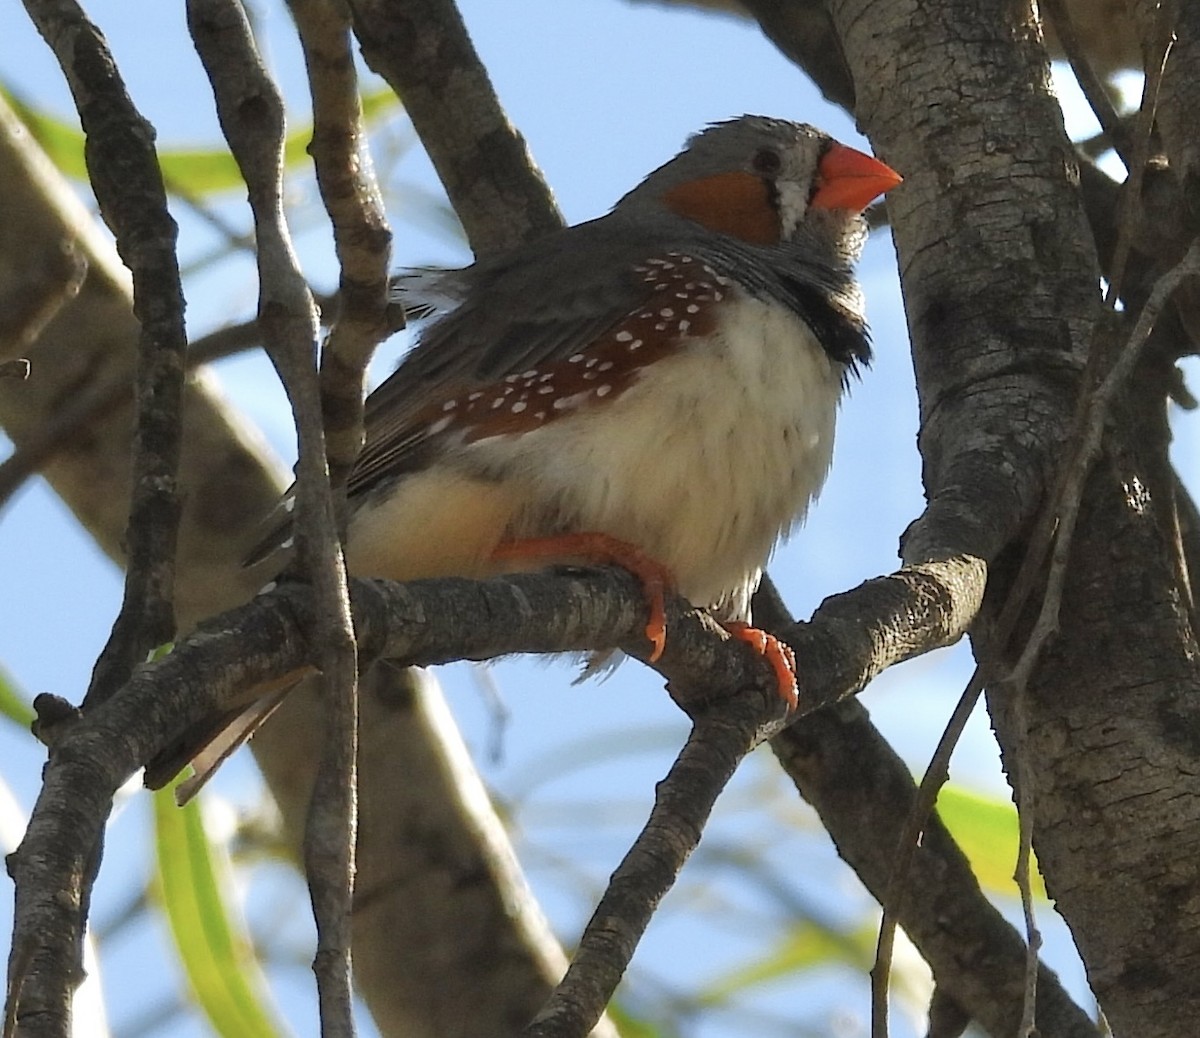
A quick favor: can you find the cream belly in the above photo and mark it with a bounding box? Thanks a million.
[345,294,843,616]
[345,469,524,582]
[457,293,845,618]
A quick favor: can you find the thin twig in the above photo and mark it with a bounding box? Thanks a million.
[287,0,392,501]
[10,3,185,1029]
[187,6,360,1037]
[1105,8,1176,308]
[870,668,986,1038]
[1013,696,1042,1038]
[523,697,789,1038]
[284,0,393,1031]
[20,0,190,714]
[1009,244,1200,699]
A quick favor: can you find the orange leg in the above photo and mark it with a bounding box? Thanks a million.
[724,621,799,711]
[490,532,672,661]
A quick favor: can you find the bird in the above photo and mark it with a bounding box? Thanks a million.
[148,115,901,797]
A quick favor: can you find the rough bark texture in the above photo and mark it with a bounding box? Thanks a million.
[828,0,1200,1033]
[10,0,1200,1033]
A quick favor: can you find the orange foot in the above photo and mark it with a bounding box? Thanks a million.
[490,532,672,661]
[724,621,799,711]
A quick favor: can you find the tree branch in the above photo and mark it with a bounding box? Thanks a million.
[187,3,359,1033]
[22,0,188,712]
[347,0,563,255]
[0,80,614,1038]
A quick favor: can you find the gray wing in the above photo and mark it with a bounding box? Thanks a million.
[349,215,676,499]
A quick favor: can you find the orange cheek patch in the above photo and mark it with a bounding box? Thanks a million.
[662,171,779,245]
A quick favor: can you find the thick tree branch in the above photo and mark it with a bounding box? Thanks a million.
[347,0,563,255]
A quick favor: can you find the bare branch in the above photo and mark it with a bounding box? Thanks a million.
[1041,0,1132,167]
[21,0,189,712]
[284,2,395,1028]
[525,694,788,1038]
[771,695,1101,1038]
[287,0,392,496]
[1132,0,1200,214]
[187,2,359,1033]
[0,81,608,1038]
[347,0,563,254]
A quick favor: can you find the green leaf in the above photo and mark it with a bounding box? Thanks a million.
[5,84,401,197]
[0,665,35,729]
[607,1001,672,1038]
[152,785,291,1038]
[936,784,1046,899]
[699,921,876,1005]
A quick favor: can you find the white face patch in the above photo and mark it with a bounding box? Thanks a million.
[775,180,810,239]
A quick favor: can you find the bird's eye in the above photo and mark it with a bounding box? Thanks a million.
[752,148,782,175]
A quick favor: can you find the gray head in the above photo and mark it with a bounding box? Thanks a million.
[613,115,900,261]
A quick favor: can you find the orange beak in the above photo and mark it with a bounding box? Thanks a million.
[811,143,902,212]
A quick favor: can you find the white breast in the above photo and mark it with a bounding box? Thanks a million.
[464,291,846,619]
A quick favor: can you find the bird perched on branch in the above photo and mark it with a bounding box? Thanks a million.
[149,115,900,797]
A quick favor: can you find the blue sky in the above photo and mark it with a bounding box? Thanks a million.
[3,2,1173,1035]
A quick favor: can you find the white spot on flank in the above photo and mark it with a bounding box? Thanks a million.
[654,322,668,331]
[686,304,700,314]
[678,320,691,333]
[442,399,457,412]
[505,373,521,383]
[585,357,598,368]
[537,384,555,394]
[512,401,527,413]
[568,353,585,363]
[628,339,643,351]
[539,372,555,382]
[659,308,674,318]
[521,369,538,379]
[595,384,613,397]
[491,398,504,409]
[597,361,614,372]
[615,331,633,342]
[468,391,483,401]
[553,392,587,410]
[427,415,453,435]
